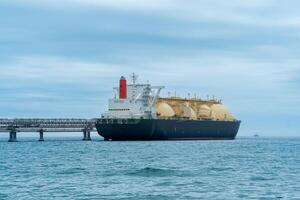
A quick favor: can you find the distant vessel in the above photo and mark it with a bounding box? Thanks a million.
[96,74,241,140]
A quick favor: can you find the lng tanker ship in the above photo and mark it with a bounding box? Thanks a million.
[96,74,240,140]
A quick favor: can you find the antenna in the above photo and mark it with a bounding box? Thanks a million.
[130,73,138,84]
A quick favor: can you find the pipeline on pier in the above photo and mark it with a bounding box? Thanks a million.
[0,118,97,142]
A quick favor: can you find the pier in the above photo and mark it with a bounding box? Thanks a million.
[0,119,96,142]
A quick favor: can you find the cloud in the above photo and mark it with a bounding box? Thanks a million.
[1,56,118,82]
[12,0,174,11]
[10,0,300,30]
[1,55,299,112]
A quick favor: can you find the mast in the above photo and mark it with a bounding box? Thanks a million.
[130,73,138,85]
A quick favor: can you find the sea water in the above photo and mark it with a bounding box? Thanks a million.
[0,137,299,200]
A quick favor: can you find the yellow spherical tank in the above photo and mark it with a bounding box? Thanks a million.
[210,104,234,121]
[198,104,212,118]
[156,102,175,117]
[182,105,197,120]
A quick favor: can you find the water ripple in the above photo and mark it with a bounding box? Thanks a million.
[0,137,299,199]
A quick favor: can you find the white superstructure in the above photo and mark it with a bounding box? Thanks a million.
[102,74,164,119]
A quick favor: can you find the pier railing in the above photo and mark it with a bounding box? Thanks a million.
[0,118,97,142]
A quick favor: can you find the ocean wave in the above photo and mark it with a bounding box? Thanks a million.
[127,167,177,177]
[56,167,86,175]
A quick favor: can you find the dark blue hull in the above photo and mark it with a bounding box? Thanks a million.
[96,118,241,140]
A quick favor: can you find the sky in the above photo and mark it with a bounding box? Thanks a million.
[0,0,300,136]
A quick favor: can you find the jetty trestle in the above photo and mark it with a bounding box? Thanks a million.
[0,118,97,142]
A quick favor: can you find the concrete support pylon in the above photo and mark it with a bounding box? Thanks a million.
[83,129,92,141]
[86,130,91,141]
[82,130,87,140]
[39,130,44,141]
[8,131,17,142]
